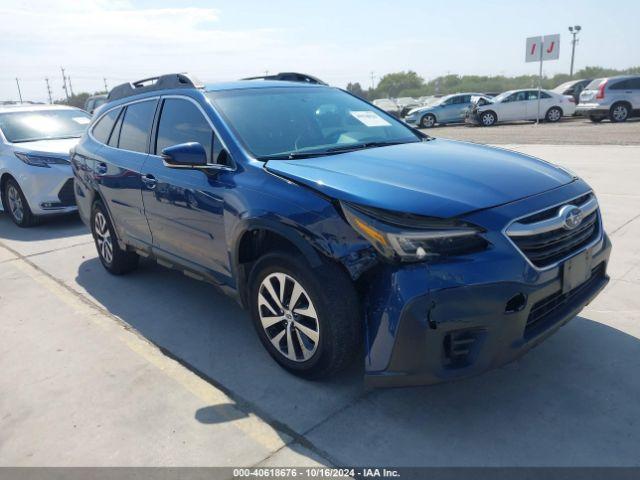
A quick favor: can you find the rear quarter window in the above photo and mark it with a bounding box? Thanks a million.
[91,108,120,144]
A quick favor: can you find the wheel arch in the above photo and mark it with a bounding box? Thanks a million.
[231,218,325,308]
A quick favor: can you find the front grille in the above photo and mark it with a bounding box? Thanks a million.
[525,263,605,338]
[57,179,76,206]
[507,194,601,268]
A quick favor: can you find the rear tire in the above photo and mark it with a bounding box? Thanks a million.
[480,111,497,126]
[248,251,361,379]
[2,178,38,227]
[91,201,139,275]
[545,106,563,123]
[610,102,630,123]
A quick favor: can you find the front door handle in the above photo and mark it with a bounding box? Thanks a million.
[141,174,157,190]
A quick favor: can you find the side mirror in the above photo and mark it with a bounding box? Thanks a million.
[161,142,207,168]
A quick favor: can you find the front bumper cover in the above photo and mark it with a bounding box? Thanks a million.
[363,181,611,387]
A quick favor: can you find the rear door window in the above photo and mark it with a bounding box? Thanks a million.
[92,108,121,144]
[117,100,158,153]
[610,80,630,90]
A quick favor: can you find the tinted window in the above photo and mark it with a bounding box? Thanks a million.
[118,100,157,153]
[108,110,124,147]
[155,99,215,162]
[629,78,640,89]
[610,80,629,90]
[92,108,120,144]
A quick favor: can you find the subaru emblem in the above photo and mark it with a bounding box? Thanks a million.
[563,206,583,230]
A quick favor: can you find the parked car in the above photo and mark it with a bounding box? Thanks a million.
[372,98,401,117]
[466,89,576,126]
[73,73,610,387]
[84,94,108,114]
[576,75,640,123]
[404,92,486,128]
[395,97,422,117]
[0,104,90,226]
[552,79,592,104]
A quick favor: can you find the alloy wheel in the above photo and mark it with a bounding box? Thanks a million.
[94,211,114,265]
[482,112,495,126]
[421,115,435,128]
[548,108,561,122]
[7,184,24,223]
[258,272,320,362]
[612,105,628,122]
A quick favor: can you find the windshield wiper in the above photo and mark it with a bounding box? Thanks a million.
[325,140,417,153]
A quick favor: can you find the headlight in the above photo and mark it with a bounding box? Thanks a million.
[341,202,488,262]
[15,152,70,168]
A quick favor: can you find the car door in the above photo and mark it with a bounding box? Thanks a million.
[94,99,158,247]
[141,96,233,282]
[526,90,553,119]
[497,92,525,121]
[436,96,457,123]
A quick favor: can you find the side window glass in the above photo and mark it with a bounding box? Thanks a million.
[92,108,120,144]
[610,80,628,90]
[155,98,216,163]
[118,100,158,153]
[108,109,124,148]
[628,78,640,89]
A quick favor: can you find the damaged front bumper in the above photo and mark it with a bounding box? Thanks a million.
[362,182,611,387]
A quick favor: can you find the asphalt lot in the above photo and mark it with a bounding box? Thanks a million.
[423,116,640,145]
[1,143,640,467]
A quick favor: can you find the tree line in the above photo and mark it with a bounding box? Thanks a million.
[347,66,640,100]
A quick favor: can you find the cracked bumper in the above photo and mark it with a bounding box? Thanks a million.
[363,182,612,388]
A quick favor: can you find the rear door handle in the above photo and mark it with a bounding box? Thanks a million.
[96,162,108,174]
[141,174,157,189]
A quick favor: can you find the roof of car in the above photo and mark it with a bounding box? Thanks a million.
[0,104,82,114]
[205,80,328,92]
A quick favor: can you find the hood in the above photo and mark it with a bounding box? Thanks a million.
[265,139,574,218]
[13,138,80,157]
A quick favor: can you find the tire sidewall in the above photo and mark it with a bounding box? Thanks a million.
[546,107,562,122]
[610,103,629,122]
[91,202,116,270]
[248,253,340,376]
[420,114,436,128]
[481,111,496,126]
[3,178,33,227]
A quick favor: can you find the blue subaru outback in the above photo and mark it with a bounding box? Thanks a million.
[72,73,611,387]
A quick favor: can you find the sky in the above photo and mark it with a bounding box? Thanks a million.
[1,0,639,102]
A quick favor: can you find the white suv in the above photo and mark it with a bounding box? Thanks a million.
[0,104,90,227]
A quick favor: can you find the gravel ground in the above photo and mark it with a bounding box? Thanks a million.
[421,116,640,145]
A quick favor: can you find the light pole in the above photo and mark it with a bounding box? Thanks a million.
[568,25,581,78]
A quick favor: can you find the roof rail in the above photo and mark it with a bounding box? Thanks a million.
[107,73,204,101]
[241,72,328,86]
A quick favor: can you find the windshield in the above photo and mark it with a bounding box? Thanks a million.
[0,109,91,143]
[552,81,573,92]
[208,87,420,159]
[491,91,513,103]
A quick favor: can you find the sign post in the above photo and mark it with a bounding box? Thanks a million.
[526,34,560,124]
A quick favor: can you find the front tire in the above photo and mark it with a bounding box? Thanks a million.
[420,114,436,128]
[248,251,360,379]
[2,178,38,227]
[480,111,497,126]
[610,103,630,123]
[91,202,139,275]
[589,115,604,123]
[545,106,563,123]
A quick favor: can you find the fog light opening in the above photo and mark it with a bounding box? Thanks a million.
[505,293,526,313]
